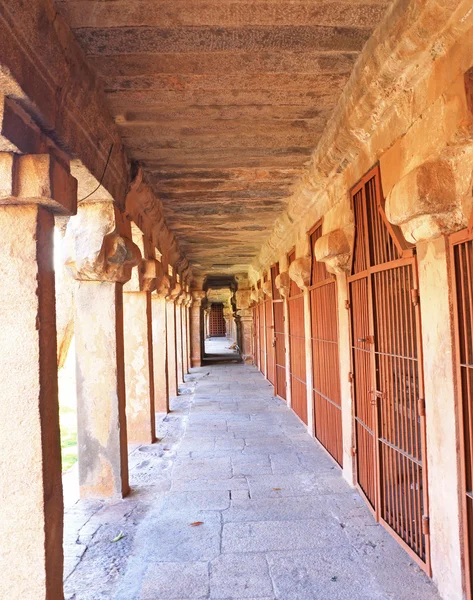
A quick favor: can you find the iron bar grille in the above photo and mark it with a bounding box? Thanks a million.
[452,233,473,599]
[288,293,307,424]
[209,303,226,337]
[348,165,429,571]
[309,224,342,465]
[272,263,286,400]
[265,296,275,385]
[258,301,265,376]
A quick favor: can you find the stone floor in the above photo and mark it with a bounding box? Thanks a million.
[63,354,441,600]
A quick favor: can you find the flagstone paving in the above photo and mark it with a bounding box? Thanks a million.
[63,354,441,600]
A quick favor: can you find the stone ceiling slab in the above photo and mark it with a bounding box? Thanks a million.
[55,0,393,276]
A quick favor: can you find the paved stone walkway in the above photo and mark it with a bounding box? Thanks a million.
[64,359,441,600]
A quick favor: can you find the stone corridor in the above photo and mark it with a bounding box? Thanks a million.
[63,351,440,600]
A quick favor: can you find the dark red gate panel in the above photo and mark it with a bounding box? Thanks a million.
[309,223,342,466]
[348,165,430,572]
[209,303,226,336]
[258,300,265,376]
[272,263,286,400]
[265,294,275,386]
[288,249,307,424]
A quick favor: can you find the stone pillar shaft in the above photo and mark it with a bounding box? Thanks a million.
[175,301,184,385]
[190,292,205,367]
[152,294,169,413]
[0,205,63,599]
[123,291,156,444]
[75,281,129,497]
[166,301,178,396]
[303,288,315,435]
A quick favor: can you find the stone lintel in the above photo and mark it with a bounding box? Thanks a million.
[0,152,77,215]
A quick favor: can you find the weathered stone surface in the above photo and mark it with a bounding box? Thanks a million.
[274,271,290,298]
[385,158,473,243]
[49,0,391,278]
[0,205,63,600]
[314,227,354,273]
[288,256,311,290]
[65,202,141,283]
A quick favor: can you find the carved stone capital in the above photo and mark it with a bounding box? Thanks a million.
[166,282,182,303]
[262,280,272,298]
[288,256,311,291]
[250,288,259,306]
[275,272,291,299]
[192,290,206,307]
[154,273,171,299]
[236,289,251,311]
[64,202,141,283]
[314,227,354,274]
[385,157,473,243]
[0,152,77,215]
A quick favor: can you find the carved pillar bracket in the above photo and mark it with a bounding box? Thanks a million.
[275,272,291,299]
[314,227,354,274]
[64,202,141,283]
[262,280,273,298]
[288,256,311,291]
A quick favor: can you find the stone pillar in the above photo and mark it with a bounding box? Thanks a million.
[236,288,253,362]
[0,151,77,599]
[191,291,206,367]
[65,201,140,498]
[417,237,462,598]
[152,274,171,414]
[175,295,184,385]
[123,235,159,445]
[166,281,181,397]
[288,257,313,434]
[186,296,193,370]
[275,271,292,408]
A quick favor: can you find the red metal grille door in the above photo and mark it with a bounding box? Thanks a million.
[209,303,226,336]
[265,295,275,385]
[252,306,259,368]
[272,264,286,400]
[309,224,342,465]
[258,301,265,376]
[348,166,430,572]
[288,250,307,423]
[451,230,473,599]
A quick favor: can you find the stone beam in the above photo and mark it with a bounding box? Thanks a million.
[0,0,129,205]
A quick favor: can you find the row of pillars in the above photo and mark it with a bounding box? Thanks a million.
[0,154,206,599]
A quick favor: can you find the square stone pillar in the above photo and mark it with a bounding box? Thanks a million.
[152,291,169,413]
[191,291,206,367]
[0,152,77,599]
[175,297,184,385]
[65,201,141,498]
[0,206,63,599]
[123,235,159,445]
[123,290,156,444]
[166,299,178,397]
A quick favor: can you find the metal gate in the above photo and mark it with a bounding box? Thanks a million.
[265,273,275,385]
[348,165,430,572]
[288,250,307,424]
[309,223,342,465]
[258,296,266,377]
[450,226,473,598]
[252,305,259,369]
[272,263,286,400]
[209,303,226,336]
